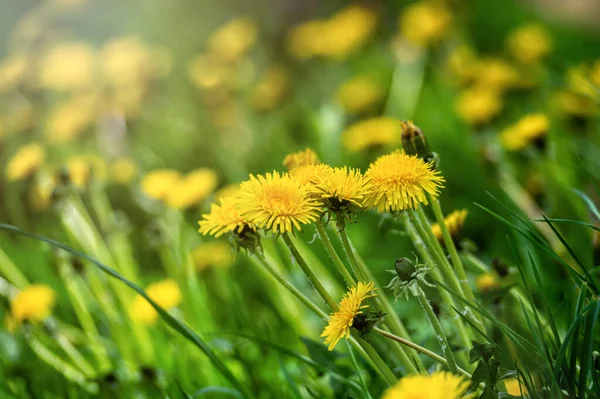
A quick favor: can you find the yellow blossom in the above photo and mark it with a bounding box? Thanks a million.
[336,76,383,113]
[431,209,468,241]
[342,117,402,153]
[165,168,219,210]
[44,92,98,143]
[199,195,254,238]
[6,142,45,181]
[321,282,376,351]
[447,45,478,84]
[187,53,234,90]
[289,164,334,191]
[11,284,56,325]
[501,113,549,151]
[287,20,329,60]
[365,151,445,212]
[66,155,107,188]
[213,184,241,202]
[382,371,474,399]
[38,42,95,91]
[476,273,499,293]
[0,54,28,92]
[192,241,233,271]
[504,378,529,396]
[110,158,138,184]
[251,66,289,111]
[30,172,56,211]
[207,18,258,63]
[131,279,182,325]
[507,23,552,65]
[553,90,597,117]
[237,172,323,234]
[456,86,503,126]
[141,169,181,201]
[283,148,320,171]
[399,1,452,47]
[317,167,372,211]
[472,58,520,91]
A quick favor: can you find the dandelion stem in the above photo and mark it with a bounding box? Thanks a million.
[315,221,356,287]
[374,328,471,379]
[282,234,338,310]
[415,287,458,373]
[354,334,398,386]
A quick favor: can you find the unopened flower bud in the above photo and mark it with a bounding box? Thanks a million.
[395,257,417,282]
[400,120,429,158]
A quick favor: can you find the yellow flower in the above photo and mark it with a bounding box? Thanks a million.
[447,45,478,84]
[456,86,503,126]
[472,58,520,91]
[38,42,95,91]
[207,18,258,63]
[476,273,499,293]
[342,117,402,153]
[0,54,28,92]
[431,209,468,241]
[131,279,182,325]
[237,172,323,234]
[336,76,383,113]
[500,113,549,151]
[504,378,529,396]
[318,167,371,211]
[287,20,329,60]
[6,142,45,182]
[141,169,181,200]
[187,53,234,90]
[399,1,452,47]
[251,66,289,111]
[283,148,321,171]
[110,158,138,184]
[507,23,552,65]
[365,151,444,213]
[289,164,334,192]
[321,281,376,351]
[199,195,254,237]
[66,155,107,188]
[29,172,56,211]
[553,90,597,117]
[192,241,233,271]
[44,92,98,143]
[567,63,600,99]
[213,184,241,202]
[11,284,56,325]
[165,168,219,210]
[382,371,473,399]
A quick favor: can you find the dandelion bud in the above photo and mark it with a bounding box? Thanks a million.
[394,257,417,282]
[400,120,429,157]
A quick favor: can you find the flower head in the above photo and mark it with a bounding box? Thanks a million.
[321,282,376,351]
[199,195,253,238]
[336,76,383,114]
[283,148,320,171]
[365,151,444,213]
[507,23,552,65]
[39,42,95,91]
[431,209,468,241]
[473,58,520,91]
[501,113,549,151]
[251,66,289,112]
[11,284,56,325]
[318,167,371,214]
[45,92,98,143]
[289,164,333,190]
[110,158,138,184]
[6,142,45,181]
[65,155,107,188]
[476,273,499,293]
[207,17,258,63]
[382,371,474,399]
[237,172,323,234]
[165,168,218,209]
[141,169,181,200]
[342,117,402,153]
[456,86,503,126]
[399,1,453,47]
[131,279,182,325]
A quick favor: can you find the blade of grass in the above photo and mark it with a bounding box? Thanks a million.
[345,340,373,399]
[578,299,600,396]
[279,357,303,399]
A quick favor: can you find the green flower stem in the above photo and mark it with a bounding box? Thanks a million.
[430,198,476,304]
[353,334,398,386]
[282,233,338,311]
[374,328,471,379]
[315,221,356,287]
[415,286,458,374]
[0,244,29,289]
[337,228,422,374]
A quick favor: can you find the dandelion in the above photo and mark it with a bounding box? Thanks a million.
[431,209,468,242]
[289,164,333,190]
[38,42,95,91]
[286,20,329,60]
[192,241,233,271]
[66,155,107,188]
[141,169,181,201]
[213,184,241,202]
[131,279,182,325]
[317,167,371,214]
[283,148,320,171]
[456,86,503,126]
[11,284,56,325]
[165,168,218,210]
[447,45,478,84]
[382,371,473,399]
[199,195,254,238]
[6,142,45,182]
[507,23,552,65]
[476,273,499,293]
[365,151,445,213]
[399,1,453,47]
[237,172,322,234]
[207,17,258,63]
[501,113,549,151]
[553,90,597,117]
[336,76,383,114]
[251,66,289,112]
[44,93,98,143]
[472,58,520,91]
[342,117,402,153]
[110,158,138,184]
[321,282,376,351]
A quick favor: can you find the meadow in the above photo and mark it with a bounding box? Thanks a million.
[1,0,600,398]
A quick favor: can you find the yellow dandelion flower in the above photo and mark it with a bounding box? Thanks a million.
[501,113,549,151]
[289,164,334,191]
[251,66,289,112]
[456,86,503,126]
[283,148,321,171]
[187,53,234,90]
[11,284,56,325]
[44,92,98,143]
[473,58,520,91]
[6,142,45,182]
[399,1,452,47]
[141,169,181,201]
[365,151,444,213]
[382,371,474,399]
[286,20,329,60]
[447,45,478,84]
[192,241,233,271]
[553,90,597,117]
[318,167,371,211]
[342,117,402,153]
[213,184,241,202]
[131,279,182,325]
[38,42,95,91]
[29,172,56,211]
[322,5,378,60]
[476,273,499,293]
[66,155,107,188]
[507,23,552,65]
[504,378,529,396]
[336,76,383,114]
[110,158,138,184]
[237,172,323,234]
[0,54,28,92]
[321,281,376,351]
[165,168,219,210]
[207,18,258,63]
[199,195,254,237]
[431,209,468,241]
